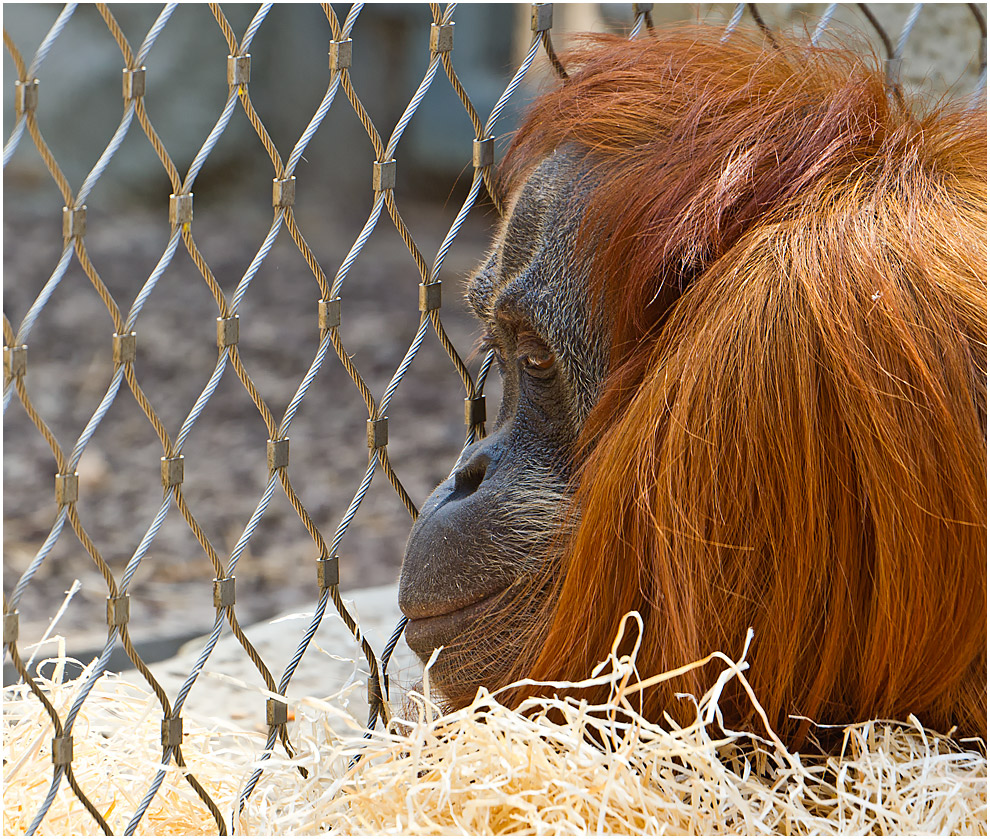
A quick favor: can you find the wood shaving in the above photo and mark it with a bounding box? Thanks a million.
[4,624,986,835]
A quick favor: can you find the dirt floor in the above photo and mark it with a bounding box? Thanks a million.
[3,180,500,673]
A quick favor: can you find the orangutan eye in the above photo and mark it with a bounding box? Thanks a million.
[521,351,555,371]
[517,337,556,376]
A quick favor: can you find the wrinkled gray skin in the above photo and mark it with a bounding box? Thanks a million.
[398,150,611,697]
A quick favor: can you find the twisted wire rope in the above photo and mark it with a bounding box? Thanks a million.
[3,4,77,164]
[812,4,839,46]
[721,4,747,41]
[896,4,924,59]
[23,6,285,831]
[629,8,654,40]
[375,24,545,670]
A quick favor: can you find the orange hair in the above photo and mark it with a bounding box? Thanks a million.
[498,29,987,746]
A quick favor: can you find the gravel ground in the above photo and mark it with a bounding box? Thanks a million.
[3,182,499,674]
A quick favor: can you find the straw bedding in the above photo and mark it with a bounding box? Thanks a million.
[4,622,986,835]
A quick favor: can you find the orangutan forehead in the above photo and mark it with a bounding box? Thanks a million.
[466,151,589,323]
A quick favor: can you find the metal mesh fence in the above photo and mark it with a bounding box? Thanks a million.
[3,3,985,834]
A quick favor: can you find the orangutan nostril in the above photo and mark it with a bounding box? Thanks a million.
[452,453,490,497]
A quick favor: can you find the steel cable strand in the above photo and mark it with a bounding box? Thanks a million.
[117,460,257,831]
[4,627,113,835]
[274,587,332,712]
[3,119,27,168]
[24,104,73,204]
[377,447,418,521]
[378,316,431,418]
[277,65,345,295]
[283,211,332,300]
[276,471,330,559]
[62,363,127,474]
[74,243,124,333]
[284,77,342,178]
[276,332,333,441]
[629,6,655,39]
[340,3,364,38]
[328,328,377,415]
[329,459,377,560]
[27,630,123,836]
[426,172,485,393]
[239,2,272,54]
[96,3,134,69]
[2,28,27,163]
[881,3,923,102]
[379,612,409,689]
[371,46,447,283]
[135,2,177,67]
[859,3,895,60]
[12,243,74,350]
[3,3,77,163]
[58,497,220,836]
[182,228,231,316]
[125,612,229,836]
[236,724,282,819]
[438,50,502,213]
[225,8,279,177]
[72,101,137,211]
[224,474,282,579]
[172,350,230,455]
[179,88,239,196]
[431,166,483,290]
[127,5,183,193]
[135,96,182,193]
[2,26,27,77]
[420,31,546,401]
[165,378,284,740]
[236,596,348,812]
[382,54,442,164]
[540,29,569,80]
[319,460,388,730]
[122,226,182,333]
[229,210,286,313]
[721,4,746,42]
[122,363,175,457]
[228,346,278,439]
[222,202,287,440]
[26,2,77,80]
[896,4,924,59]
[10,363,125,610]
[59,625,220,834]
[484,33,541,139]
[210,3,237,54]
[439,51,484,140]
[812,4,839,46]
[9,378,67,474]
[8,509,69,612]
[745,4,778,47]
[204,476,294,810]
[431,308,476,394]
[173,490,225,578]
[330,191,387,301]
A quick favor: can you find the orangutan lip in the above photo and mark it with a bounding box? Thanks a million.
[403,589,506,656]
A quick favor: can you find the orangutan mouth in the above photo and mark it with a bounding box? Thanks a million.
[403,588,506,660]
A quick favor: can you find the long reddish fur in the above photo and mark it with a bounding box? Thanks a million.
[496,28,987,746]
